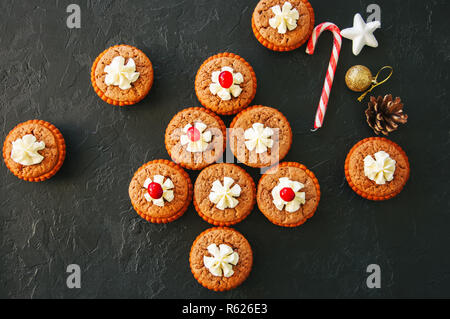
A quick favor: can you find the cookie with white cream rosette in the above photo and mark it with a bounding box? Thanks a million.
[252,0,315,51]
[194,164,256,226]
[129,159,192,223]
[3,120,66,182]
[91,44,154,106]
[229,105,292,168]
[345,137,410,201]
[190,227,253,291]
[195,53,257,115]
[257,162,320,227]
[165,107,226,170]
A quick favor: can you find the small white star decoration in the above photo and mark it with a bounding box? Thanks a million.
[341,13,381,56]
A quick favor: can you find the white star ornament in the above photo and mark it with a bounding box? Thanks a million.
[341,13,381,56]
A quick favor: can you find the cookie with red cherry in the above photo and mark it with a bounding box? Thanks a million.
[257,162,320,227]
[129,159,193,223]
[165,107,226,170]
[195,53,257,115]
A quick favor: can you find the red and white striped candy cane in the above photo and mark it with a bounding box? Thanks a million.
[306,22,342,131]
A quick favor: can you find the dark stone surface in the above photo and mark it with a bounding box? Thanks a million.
[0,0,449,299]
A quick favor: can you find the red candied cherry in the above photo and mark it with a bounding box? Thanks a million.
[280,187,295,202]
[148,182,163,199]
[218,71,233,89]
[187,126,201,142]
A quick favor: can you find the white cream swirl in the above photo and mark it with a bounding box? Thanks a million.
[269,2,300,34]
[143,175,174,207]
[271,177,306,213]
[244,123,274,154]
[209,66,244,101]
[364,151,396,185]
[203,244,239,277]
[104,56,140,90]
[180,122,212,153]
[209,177,241,210]
[10,134,46,166]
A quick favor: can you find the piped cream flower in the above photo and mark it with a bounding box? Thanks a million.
[180,122,212,153]
[364,151,396,185]
[209,66,244,101]
[244,123,274,154]
[143,175,174,207]
[104,56,140,90]
[209,177,242,210]
[203,243,239,277]
[271,177,306,213]
[11,134,45,166]
[269,2,300,34]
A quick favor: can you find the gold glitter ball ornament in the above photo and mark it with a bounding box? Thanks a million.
[345,65,373,92]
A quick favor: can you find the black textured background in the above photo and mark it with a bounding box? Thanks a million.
[0,0,449,299]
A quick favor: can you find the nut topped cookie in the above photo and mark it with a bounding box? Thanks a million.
[345,137,410,200]
[229,105,292,168]
[189,227,253,291]
[257,162,320,227]
[195,53,257,115]
[165,107,226,170]
[194,164,256,226]
[3,120,66,182]
[91,44,154,106]
[252,0,315,51]
[129,159,193,223]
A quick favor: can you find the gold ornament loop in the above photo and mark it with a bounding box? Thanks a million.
[358,66,393,102]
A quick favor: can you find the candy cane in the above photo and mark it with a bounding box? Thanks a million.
[306,23,342,131]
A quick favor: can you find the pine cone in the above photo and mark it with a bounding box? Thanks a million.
[365,95,408,135]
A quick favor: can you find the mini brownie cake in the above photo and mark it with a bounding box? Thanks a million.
[345,137,410,201]
[195,53,257,115]
[194,164,256,226]
[257,162,320,227]
[129,159,193,223]
[91,44,154,106]
[189,227,253,291]
[3,120,66,182]
[252,0,314,51]
[229,105,292,168]
[165,107,226,170]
